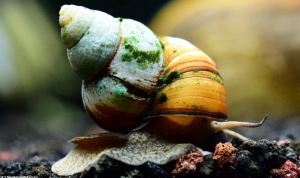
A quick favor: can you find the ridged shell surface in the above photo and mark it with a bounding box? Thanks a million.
[60,5,121,80]
[143,36,227,121]
[108,19,164,94]
[59,5,164,131]
[82,77,151,132]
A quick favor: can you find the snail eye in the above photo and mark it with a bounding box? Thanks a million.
[213,121,218,126]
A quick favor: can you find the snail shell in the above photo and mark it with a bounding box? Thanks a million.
[60,5,164,131]
[143,36,227,120]
[59,5,226,132]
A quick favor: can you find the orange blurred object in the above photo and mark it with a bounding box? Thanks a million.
[150,0,300,122]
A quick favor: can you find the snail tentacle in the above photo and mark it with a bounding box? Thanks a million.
[223,129,249,141]
[210,115,268,133]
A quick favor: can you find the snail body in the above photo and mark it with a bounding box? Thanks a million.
[59,5,266,138]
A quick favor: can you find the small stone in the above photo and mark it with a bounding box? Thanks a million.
[197,155,217,178]
[213,142,235,168]
[27,167,51,178]
[239,139,287,169]
[80,155,121,178]
[1,162,24,176]
[171,148,203,177]
[231,137,244,148]
[277,140,291,146]
[143,162,170,178]
[26,156,51,172]
[121,168,143,178]
[270,160,299,178]
[238,139,256,151]
[288,141,300,160]
[285,147,299,164]
[235,150,263,177]
[235,139,300,177]
[289,141,300,163]
[20,155,52,176]
[198,154,238,178]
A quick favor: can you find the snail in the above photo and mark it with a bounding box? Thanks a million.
[60,4,266,138]
[53,5,268,176]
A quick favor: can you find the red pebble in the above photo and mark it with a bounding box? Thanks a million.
[171,149,203,177]
[213,142,235,168]
[270,160,299,178]
[277,140,291,146]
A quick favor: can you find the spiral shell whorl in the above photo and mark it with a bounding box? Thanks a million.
[81,18,164,131]
[144,36,227,121]
[59,5,95,48]
[108,19,164,93]
[59,5,121,80]
[82,77,151,132]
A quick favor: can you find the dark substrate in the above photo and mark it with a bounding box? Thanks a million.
[1,138,300,178]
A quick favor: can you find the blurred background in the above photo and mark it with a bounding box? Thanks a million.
[0,0,299,162]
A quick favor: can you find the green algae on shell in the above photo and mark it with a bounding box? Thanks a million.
[108,18,164,94]
[121,36,162,70]
[59,5,164,86]
[158,93,168,103]
[154,71,182,95]
[82,76,151,132]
